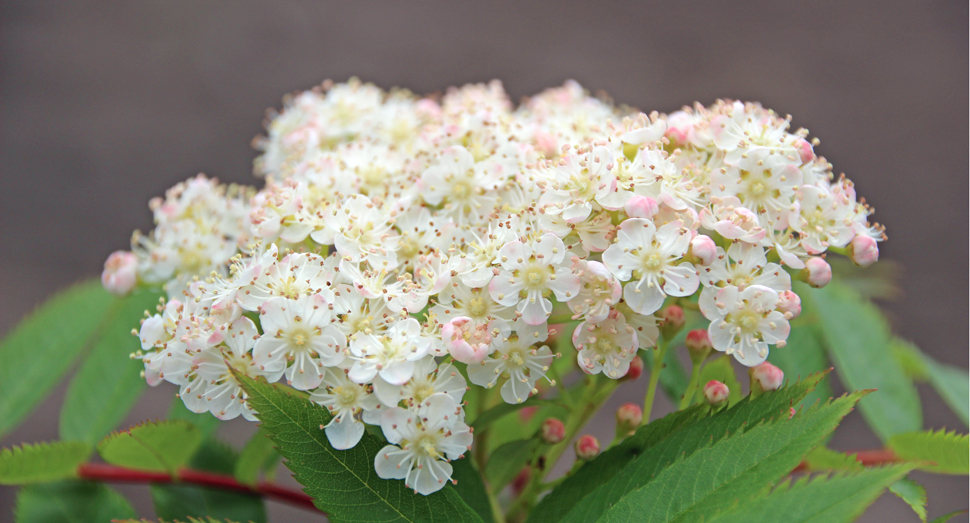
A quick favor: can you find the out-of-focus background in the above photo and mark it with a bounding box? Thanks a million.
[1,1,967,521]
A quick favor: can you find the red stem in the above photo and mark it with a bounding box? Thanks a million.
[77,463,320,512]
[792,449,897,473]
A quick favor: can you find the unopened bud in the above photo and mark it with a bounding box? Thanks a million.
[800,257,832,288]
[848,234,879,268]
[751,362,784,391]
[659,305,685,338]
[685,329,712,361]
[690,235,717,266]
[102,250,138,295]
[704,380,730,407]
[624,195,659,219]
[615,403,643,435]
[793,138,815,164]
[574,434,601,460]
[776,290,801,319]
[789,407,797,420]
[540,418,565,444]
[623,356,644,381]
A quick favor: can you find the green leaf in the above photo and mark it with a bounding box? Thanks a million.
[705,465,913,523]
[167,395,222,437]
[827,256,903,301]
[800,446,863,472]
[890,338,931,381]
[151,438,266,523]
[692,356,742,406]
[116,519,238,523]
[768,324,833,410]
[887,430,969,475]
[15,480,136,523]
[97,420,203,474]
[808,280,922,440]
[889,478,928,522]
[59,288,164,445]
[930,510,969,523]
[234,427,279,486]
[0,441,91,485]
[484,439,535,491]
[923,356,969,428]
[471,397,557,431]
[531,371,830,523]
[575,392,867,523]
[451,459,495,523]
[0,280,115,438]
[236,373,484,522]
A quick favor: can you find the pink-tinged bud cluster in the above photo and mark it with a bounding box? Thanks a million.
[659,305,685,338]
[690,235,718,266]
[102,250,138,295]
[540,418,566,444]
[704,380,730,406]
[440,317,491,364]
[685,329,712,357]
[776,290,802,319]
[849,234,879,267]
[801,257,832,288]
[752,362,784,391]
[624,195,659,218]
[575,434,601,460]
[616,403,643,434]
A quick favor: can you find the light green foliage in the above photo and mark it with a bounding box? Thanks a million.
[930,510,969,523]
[570,392,866,523]
[826,257,902,301]
[890,338,931,380]
[889,478,928,522]
[0,441,90,485]
[234,428,279,486]
[693,356,742,405]
[890,338,968,427]
[530,372,829,523]
[451,459,495,523]
[485,439,535,491]
[887,430,969,475]
[800,446,864,472]
[97,420,203,474]
[471,398,558,431]
[59,288,164,445]
[15,480,135,523]
[706,465,913,523]
[115,519,235,523]
[809,280,922,440]
[768,323,833,410]
[0,280,115,438]
[236,373,484,522]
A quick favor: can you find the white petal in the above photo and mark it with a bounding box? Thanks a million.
[326,416,365,450]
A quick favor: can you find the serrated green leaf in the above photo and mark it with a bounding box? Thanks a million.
[692,356,742,406]
[97,420,203,474]
[706,465,913,523]
[234,427,279,486]
[451,459,495,523]
[807,280,922,440]
[888,430,969,475]
[0,441,91,485]
[581,392,867,523]
[59,288,164,445]
[768,324,833,410]
[0,280,115,438]
[152,438,266,522]
[530,371,830,523]
[236,373,484,523]
[484,439,535,491]
[800,446,864,472]
[889,477,928,522]
[930,510,968,523]
[15,480,136,523]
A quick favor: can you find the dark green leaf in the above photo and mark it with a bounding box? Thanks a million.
[808,280,922,440]
[484,439,535,491]
[59,288,164,445]
[768,324,833,410]
[888,430,969,475]
[693,356,742,406]
[234,428,279,486]
[0,280,115,438]
[0,441,91,485]
[236,373,484,522]
[706,465,913,523]
[15,480,135,523]
[97,420,203,474]
[451,459,495,523]
[889,478,927,522]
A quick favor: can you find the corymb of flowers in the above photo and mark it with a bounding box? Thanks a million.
[104,78,885,495]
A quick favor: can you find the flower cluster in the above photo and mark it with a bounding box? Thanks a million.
[106,78,885,495]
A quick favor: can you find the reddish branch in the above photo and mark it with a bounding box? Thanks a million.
[791,449,898,473]
[77,463,320,512]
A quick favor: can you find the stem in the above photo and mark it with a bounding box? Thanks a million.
[77,463,318,512]
[642,338,670,425]
[474,385,491,471]
[679,358,704,410]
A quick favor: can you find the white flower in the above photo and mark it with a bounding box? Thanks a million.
[102,251,138,295]
[420,145,507,225]
[573,309,639,378]
[195,317,278,421]
[568,259,622,322]
[488,233,580,325]
[348,318,431,385]
[253,294,346,390]
[699,242,790,291]
[431,281,512,325]
[603,219,699,315]
[711,148,802,229]
[699,284,790,366]
[373,359,467,408]
[789,184,855,254]
[325,194,400,269]
[466,318,553,404]
[310,368,383,450]
[537,145,617,222]
[237,249,335,311]
[374,394,472,495]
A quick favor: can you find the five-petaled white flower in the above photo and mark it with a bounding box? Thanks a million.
[489,233,581,325]
[699,284,790,366]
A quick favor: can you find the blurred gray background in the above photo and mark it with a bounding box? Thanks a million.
[1,1,967,521]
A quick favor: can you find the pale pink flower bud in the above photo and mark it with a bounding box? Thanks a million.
[776,290,802,319]
[690,235,717,266]
[848,234,879,268]
[659,305,685,338]
[616,403,643,434]
[789,407,797,419]
[101,250,138,295]
[624,195,659,219]
[704,380,730,406]
[540,418,566,444]
[800,257,832,288]
[752,362,784,391]
[440,317,491,364]
[685,329,712,358]
[794,138,815,164]
[574,434,601,460]
[623,356,644,381]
